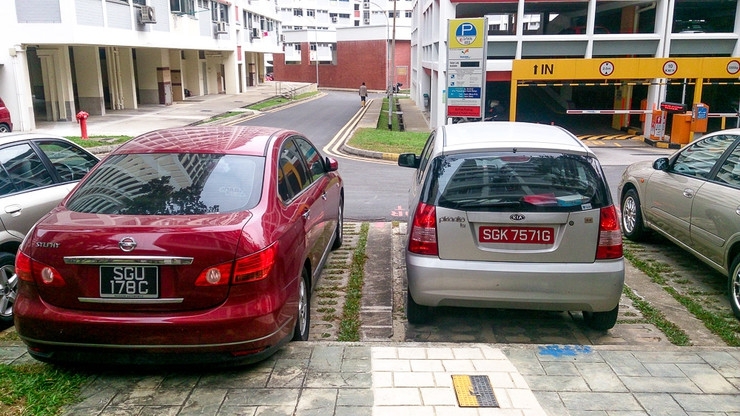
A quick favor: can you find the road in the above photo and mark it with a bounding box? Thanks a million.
[238,90,413,221]
[239,90,674,217]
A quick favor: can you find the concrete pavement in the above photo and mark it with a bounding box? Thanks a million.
[2,83,737,415]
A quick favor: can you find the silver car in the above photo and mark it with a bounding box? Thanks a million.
[618,128,740,320]
[0,133,99,324]
[398,122,624,330]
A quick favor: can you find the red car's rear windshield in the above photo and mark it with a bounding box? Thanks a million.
[66,153,265,215]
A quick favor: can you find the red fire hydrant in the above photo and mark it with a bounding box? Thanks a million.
[76,111,89,139]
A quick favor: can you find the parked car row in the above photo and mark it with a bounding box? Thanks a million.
[5,120,740,367]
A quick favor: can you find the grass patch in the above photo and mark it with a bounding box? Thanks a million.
[337,222,369,341]
[347,128,428,154]
[246,91,320,111]
[624,247,740,346]
[0,363,87,416]
[64,136,131,148]
[621,285,691,345]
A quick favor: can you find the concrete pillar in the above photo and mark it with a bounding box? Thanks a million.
[36,46,75,121]
[169,50,184,102]
[135,48,171,105]
[222,50,238,94]
[117,47,138,109]
[73,46,105,116]
[183,50,201,97]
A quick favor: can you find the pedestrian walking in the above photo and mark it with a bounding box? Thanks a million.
[359,82,368,107]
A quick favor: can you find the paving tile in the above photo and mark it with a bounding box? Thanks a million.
[398,347,429,359]
[294,388,338,415]
[337,387,373,406]
[633,392,688,416]
[677,363,739,394]
[109,388,191,407]
[223,388,301,406]
[619,376,701,393]
[335,405,372,416]
[698,351,740,378]
[600,351,651,377]
[304,370,372,388]
[419,387,457,406]
[631,351,704,364]
[394,371,436,387]
[372,358,411,372]
[179,387,227,416]
[410,358,446,372]
[575,362,628,392]
[672,393,740,412]
[558,392,643,411]
[373,387,423,405]
[643,363,686,377]
[523,375,590,392]
[541,361,580,376]
[442,359,476,372]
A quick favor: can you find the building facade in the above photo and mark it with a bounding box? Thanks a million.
[410,0,740,133]
[272,0,413,90]
[1,0,282,132]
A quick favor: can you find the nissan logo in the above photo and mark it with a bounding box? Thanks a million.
[510,214,525,221]
[119,237,137,252]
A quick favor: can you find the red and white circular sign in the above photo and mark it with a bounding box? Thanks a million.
[727,60,740,75]
[663,60,678,76]
[599,61,614,77]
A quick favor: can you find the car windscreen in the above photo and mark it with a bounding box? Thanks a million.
[66,153,264,215]
[424,152,609,212]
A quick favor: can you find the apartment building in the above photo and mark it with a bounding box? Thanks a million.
[272,0,413,90]
[0,0,282,132]
[411,0,740,133]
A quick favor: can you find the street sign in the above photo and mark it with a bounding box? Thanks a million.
[446,18,487,119]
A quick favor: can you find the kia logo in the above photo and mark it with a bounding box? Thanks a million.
[510,214,525,221]
[119,237,137,252]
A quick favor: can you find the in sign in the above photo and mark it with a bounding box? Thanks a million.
[533,64,554,76]
[663,60,678,76]
[728,60,740,75]
[599,61,614,77]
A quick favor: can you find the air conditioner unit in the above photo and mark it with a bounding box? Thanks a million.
[216,21,228,34]
[251,27,261,38]
[363,18,370,24]
[331,16,337,23]
[138,5,156,24]
[280,34,285,42]
[363,2,369,9]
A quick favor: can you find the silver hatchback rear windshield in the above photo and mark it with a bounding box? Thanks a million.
[425,152,609,212]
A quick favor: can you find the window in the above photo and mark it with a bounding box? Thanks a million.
[715,145,740,186]
[307,9,315,17]
[405,11,412,18]
[294,8,303,16]
[211,1,228,22]
[0,144,53,194]
[295,138,325,182]
[170,0,195,15]
[67,154,264,215]
[36,140,98,183]
[277,140,311,201]
[672,135,737,179]
[427,152,607,212]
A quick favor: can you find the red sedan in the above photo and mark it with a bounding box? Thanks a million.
[14,126,343,366]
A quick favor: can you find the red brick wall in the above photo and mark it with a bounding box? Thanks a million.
[273,39,410,91]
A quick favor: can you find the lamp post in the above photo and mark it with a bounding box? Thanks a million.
[368,1,391,128]
[389,0,396,130]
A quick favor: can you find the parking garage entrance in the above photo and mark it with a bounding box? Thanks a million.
[509,57,740,141]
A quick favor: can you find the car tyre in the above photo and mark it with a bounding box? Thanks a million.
[406,291,431,324]
[621,188,647,241]
[583,305,618,330]
[331,198,343,251]
[0,125,10,133]
[0,252,17,324]
[292,268,311,341]
[728,256,740,319]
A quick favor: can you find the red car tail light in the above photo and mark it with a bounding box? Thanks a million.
[596,205,623,260]
[195,243,278,286]
[15,250,66,287]
[409,202,438,256]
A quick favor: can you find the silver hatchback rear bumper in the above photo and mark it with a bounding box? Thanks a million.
[406,252,624,312]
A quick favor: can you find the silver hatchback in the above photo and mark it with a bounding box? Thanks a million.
[398,122,624,330]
